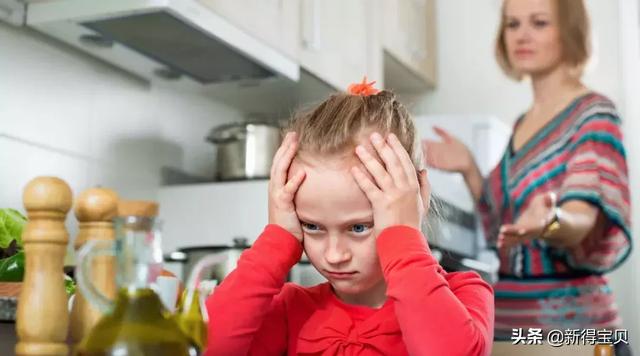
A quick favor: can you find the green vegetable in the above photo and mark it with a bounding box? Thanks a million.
[0,208,26,249]
[0,250,24,282]
[64,274,76,296]
[0,208,75,295]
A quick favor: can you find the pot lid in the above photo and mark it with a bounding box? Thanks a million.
[177,237,250,252]
[205,121,281,144]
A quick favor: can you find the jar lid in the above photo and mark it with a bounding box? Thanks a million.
[117,200,159,217]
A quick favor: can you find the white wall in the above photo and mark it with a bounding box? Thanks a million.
[0,22,243,247]
[414,0,639,348]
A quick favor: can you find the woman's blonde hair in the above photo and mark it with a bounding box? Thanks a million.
[285,90,424,172]
[495,0,591,80]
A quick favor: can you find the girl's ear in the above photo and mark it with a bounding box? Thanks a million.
[417,169,431,215]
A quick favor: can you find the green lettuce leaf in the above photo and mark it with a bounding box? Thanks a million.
[0,209,27,249]
[0,251,24,282]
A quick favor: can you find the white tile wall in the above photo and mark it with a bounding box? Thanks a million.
[0,22,243,244]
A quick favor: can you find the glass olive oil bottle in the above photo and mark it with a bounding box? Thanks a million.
[175,287,207,351]
[75,203,198,356]
[76,289,197,356]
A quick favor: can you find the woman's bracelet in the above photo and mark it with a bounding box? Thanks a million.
[541,206,562,239]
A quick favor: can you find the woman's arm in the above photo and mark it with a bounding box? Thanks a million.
[545,200,602,247]
[378,226,494,356]
[205,224,302,356]
[498,193,603,249]
[462,161,485,203]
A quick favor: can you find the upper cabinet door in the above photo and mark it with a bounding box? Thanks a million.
[383,0,437,90]
[298,0,382,90]
[198,0,300,61]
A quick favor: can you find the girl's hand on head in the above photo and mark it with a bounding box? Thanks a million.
[423,126,474,175]
[268,132,306,242]
[351,132,431,234]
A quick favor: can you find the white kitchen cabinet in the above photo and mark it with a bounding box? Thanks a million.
[197,0,300,61]
[198,0,385,90]
[383,0,437,91]
[298,0,382,90]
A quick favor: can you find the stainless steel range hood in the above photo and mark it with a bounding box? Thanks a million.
[26,0,300,85]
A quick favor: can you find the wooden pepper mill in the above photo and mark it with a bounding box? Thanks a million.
[70,188,119,346]
[15,177,73,356]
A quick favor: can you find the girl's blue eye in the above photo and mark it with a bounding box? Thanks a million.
[301,222,320,232]
[351,224,371,234]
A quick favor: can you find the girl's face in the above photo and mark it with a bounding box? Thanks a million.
[288,150,387,308]
[503,0,563,77]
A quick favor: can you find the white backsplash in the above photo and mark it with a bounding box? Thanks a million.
[0,22,243,245]
[158,180,270,252]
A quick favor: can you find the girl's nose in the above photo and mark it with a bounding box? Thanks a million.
[324,234,352,265]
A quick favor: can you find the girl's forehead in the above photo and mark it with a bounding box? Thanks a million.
[293,155,371,200]
[289,152,377,184]
[294,169,373,224]
[291,135,382,169]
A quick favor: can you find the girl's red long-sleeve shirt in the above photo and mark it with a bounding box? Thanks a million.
[205,224,494,356]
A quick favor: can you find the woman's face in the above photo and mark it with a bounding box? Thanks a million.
[288,150,386,307]
[503,0,564,76]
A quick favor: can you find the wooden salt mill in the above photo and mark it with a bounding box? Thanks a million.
[70,188,119,346]
[15,177,72,356]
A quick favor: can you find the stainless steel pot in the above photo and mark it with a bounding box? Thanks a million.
[164,237,250,282]
[206,122,281,181]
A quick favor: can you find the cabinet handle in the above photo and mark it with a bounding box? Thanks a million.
[301,0,321,50]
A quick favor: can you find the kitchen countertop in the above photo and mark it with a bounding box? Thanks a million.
[0,324,608,355]
[492,341,608,355]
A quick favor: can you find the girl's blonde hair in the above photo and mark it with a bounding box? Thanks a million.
[285,89,437,233]
[285,90,424,172]
[495,0,591,80]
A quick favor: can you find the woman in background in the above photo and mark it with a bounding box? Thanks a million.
[424,0,632,346]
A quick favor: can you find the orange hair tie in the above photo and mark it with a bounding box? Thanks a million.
[347,76,380,96]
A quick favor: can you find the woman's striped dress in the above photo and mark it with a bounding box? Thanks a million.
[478,92,632,339]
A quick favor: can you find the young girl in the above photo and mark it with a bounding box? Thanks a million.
[205,80,495,356]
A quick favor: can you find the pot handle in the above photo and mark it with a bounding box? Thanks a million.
[164,251,188,263]
[206,123,248,144]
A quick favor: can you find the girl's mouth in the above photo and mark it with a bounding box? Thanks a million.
[325,271,357,279]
